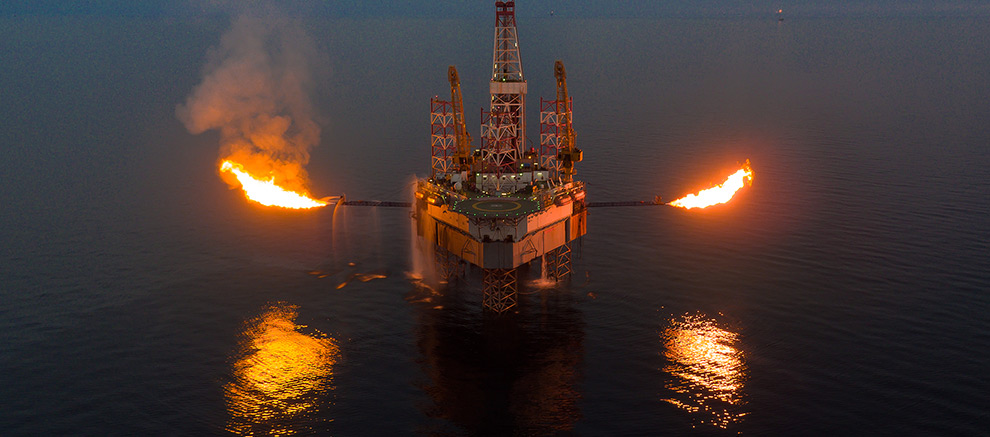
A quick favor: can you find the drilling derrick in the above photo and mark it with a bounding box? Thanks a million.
[415,0,587,314]
[481,1,527,194]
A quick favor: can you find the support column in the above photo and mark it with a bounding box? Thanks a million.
[545,242,572,282]
[435,244,463,282]
[482,268,517,313]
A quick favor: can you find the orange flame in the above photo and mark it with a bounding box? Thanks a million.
[670,160,753,209]
[220,160,328,209]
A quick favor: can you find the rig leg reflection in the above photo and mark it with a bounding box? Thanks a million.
[414,289,584,434]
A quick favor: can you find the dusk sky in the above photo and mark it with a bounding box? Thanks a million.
[3,0,989,18]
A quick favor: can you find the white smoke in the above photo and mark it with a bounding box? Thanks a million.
[177,11,322,194]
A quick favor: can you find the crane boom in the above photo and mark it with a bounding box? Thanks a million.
[555,60,582,182]
[448,66,473,171]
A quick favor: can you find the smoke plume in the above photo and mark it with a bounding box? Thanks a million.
[177,12,322,194]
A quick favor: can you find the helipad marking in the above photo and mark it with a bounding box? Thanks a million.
[473,200,523,212]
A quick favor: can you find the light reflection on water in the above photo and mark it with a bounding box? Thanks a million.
[225,303,339,436]
[661,313,748,429]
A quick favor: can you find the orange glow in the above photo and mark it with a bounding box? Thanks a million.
[661,314,747,429]
[225,304,339,435]
[669,160,753,209]
[220,160,328,209]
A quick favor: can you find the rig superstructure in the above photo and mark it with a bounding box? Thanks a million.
[414,1,586,313]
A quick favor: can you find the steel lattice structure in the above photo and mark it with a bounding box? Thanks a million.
[430,99,455,177]
[539,97,572,182]
[544,242,572,282]
[479,108,518,192]
[482,268,518,312]
[482,0,527,194]
[491,1,524,83]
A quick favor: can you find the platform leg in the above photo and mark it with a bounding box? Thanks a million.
[555,242,572,281]
[435,244,462,282]
[482,268,517,313]
[545,242,572,282]
[544,250,559,282]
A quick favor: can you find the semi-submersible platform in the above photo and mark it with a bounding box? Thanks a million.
[413,1,587,313]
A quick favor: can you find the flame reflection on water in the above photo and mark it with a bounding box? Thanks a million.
[661,313,748,429]
[225,303,339,435]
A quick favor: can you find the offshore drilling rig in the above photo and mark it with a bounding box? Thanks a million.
[413,1,586,313]
[210,0,750,312]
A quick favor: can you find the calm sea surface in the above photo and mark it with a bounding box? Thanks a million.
[2,13,989,436]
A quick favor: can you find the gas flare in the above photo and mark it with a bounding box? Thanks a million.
[221,160,327,209]
[177,13,329,210]
[669,160,753,209]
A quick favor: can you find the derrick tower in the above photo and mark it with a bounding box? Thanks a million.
[481,1,527,193]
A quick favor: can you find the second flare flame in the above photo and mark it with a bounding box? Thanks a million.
[669,160,753,209]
